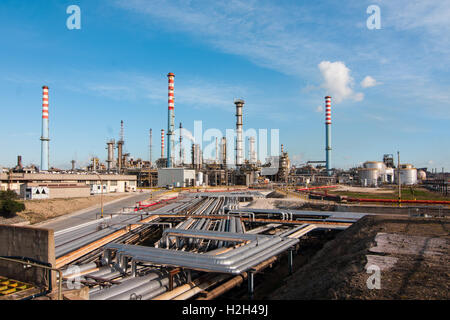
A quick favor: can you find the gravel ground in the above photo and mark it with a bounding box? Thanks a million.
[270,215,449,300]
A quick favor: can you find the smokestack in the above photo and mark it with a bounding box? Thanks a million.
[71,160,76,171]
[17,156,23,169]
[325,96,332,176]
[161,129,165,159]
[215,137,218,164]
[120,120,124,143]
[234,99,245,167]
[106,139,115,171]
[40,86,50,171]
[249,137,256,164]
[221,137,227,167]
[149,129,153,167]
[179,122,183,166]
[167,73,175,167]
[117,120,124,173]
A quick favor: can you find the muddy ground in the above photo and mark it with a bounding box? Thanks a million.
[270,215,449,299]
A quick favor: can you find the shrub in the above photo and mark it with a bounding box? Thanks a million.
[0,199,25,218]
[0,190,19,201]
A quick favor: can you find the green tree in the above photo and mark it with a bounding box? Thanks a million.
[0,191,25,218]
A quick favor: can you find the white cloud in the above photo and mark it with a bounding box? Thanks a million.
[361,76,378,88]
[318,61,363,103]
[315,105,323,113]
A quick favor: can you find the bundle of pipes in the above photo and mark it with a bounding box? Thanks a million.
[104,228,299,275]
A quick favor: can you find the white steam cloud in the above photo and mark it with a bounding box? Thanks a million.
[318,61,363,103]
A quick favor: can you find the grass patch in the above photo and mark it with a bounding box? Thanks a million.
[329,187,449,201]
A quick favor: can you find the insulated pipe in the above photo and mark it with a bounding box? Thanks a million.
[106,274,182,300]
[173,274,229,300]
[152,274,211,300]
[197,256,278,300]
[40,85,50,171]
[90,271,166,300]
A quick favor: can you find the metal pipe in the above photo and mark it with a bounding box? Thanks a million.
[90,271,166,300]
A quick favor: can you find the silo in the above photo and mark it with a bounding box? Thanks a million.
[399,168,417,185]
[358,168,379,187]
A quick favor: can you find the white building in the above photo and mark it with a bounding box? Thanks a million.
[157,168,196,188]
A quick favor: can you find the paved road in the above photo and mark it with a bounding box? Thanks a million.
[39,191,158,232]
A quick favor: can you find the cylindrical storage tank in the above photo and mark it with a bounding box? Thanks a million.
[358,168,379,187]
[363,161,386,171]
[196,172,203,185]
[417,170,426,180]
[398,168,417,185]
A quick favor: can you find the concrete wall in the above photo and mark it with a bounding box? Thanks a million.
[0,225,55,288]
[49,186,90,198]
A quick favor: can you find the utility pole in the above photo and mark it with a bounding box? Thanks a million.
[397,151,401,206]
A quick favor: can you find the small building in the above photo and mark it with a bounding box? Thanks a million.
[1,172,137,195]
[157,168,196,188]
[20,183,90,199]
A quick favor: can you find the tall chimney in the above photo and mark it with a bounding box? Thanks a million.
[167,73,175,167]
[179,122,183,166]
[221,137,227,167]
[161,129,165,159]
[71,160,76,171]
[325,96,332,176]
[17,156,23,169]
[234,99,245,167]
[106,139,115,171]
[149,129,153,167]
[40,86,50,171]
[249,137,256,164]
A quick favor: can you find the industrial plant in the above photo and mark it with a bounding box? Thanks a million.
[0,72,448,302]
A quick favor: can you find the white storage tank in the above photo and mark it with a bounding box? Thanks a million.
[417,170,426,180]
[358,168,379,187]
[364,161,386,171]
[196,172,204,186]
[398,168,417,185]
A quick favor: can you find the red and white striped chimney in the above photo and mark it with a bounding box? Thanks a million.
[161,129,165,159]
[325,96,332,176]
[40,86,50,171]
[325,96,331,125]
[167,73,175,167]
[42,86,49,119]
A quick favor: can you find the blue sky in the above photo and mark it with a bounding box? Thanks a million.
[0,0,449,170]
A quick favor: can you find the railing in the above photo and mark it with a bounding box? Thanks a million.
[0,256,62,300]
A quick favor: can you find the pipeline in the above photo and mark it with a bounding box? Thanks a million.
[296,185,338,192]
[197,256,279,300]
[345,197,450,205]
[134,196,178,211]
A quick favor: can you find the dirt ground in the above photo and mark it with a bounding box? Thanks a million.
[270,215,449,299]
[334,185,393,193]
[16,193,131,224]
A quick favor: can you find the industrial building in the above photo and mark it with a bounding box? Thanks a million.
[0,173,137,197]
[157,168,196,188]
